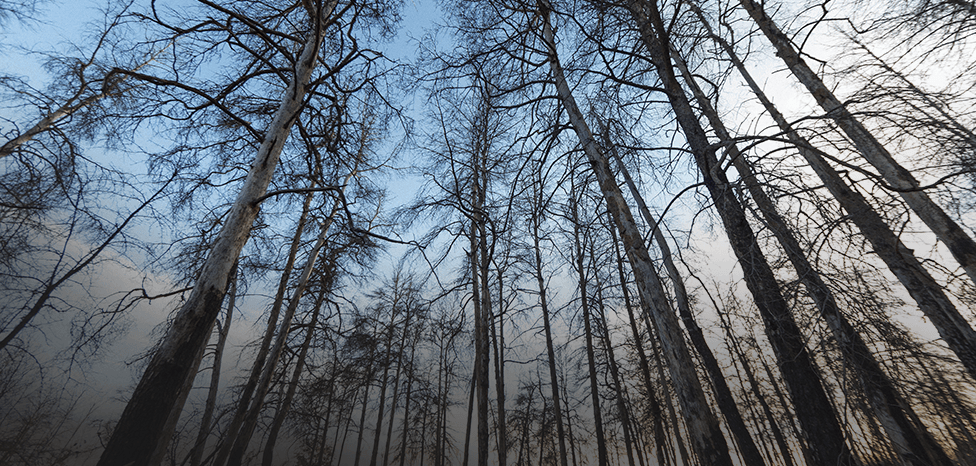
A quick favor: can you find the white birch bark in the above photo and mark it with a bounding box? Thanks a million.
[96,4,335,465]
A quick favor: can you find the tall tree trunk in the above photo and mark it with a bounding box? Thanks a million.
[736,0,976,288]
[462,369,476,466]
[489,268,507,466]
[190,266,237,466]
[261,272,328,466]
[353,364,373,466]
[591,240,636,466]
[603,124,767,466]
[398,340,418,466]
[96,4,334,463]
[568,181,609,466]
[539,5,734,464]
[470,160,491,466]
[228,197,345,466]
[213,192,314,466]
[333,385,357,466]
[530,181,571,466]
[382,310,413,466]
[715,295,798,466]
[732,0,976,385]
[671,17,952,463]
[649,326,691,466]
[608,226,669,466]
[624,2,854,463]
[369,290,409,466]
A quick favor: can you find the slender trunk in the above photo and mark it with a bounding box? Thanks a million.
[261,275,327,466]
[604,125,766,466]
[96,6,332,463]
[353,366,373,466]
[228,199,345,466]
[382,313,413,466]
[625,2,854,463]
[673,16,952,462]
[190,268,236,466]
[213,192,314,466]
[649,328,690,466]
[469,158,490,466]
[716,301,797,466]
[757,347,817,466]
[568,183,609,466]
[561,372,578,466]
[462,368,476,466]
[369,295,409,466]
[436,346,446,466]
[313,365,338,466]
[733,0,976,385]
[398,341,417,466]
[737,0,976,288]
[609,226,669,466]
[369,340,393,466]
[333,385,356,466]
[539,5,733,464]
[591,242,636,466]
[530,180,571,466]
[490,270,507,466]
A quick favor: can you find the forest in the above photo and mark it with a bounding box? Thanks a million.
[2,0,976,465]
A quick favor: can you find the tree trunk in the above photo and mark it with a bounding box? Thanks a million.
[591,241,637,466]
[213,192,314,466]
[398,340,418,466]
[539,4,734,464]
[95,4,333,463]
[353,364,373,466]
[624,2,854,463]
[190,267,236,466]
[369,294,408,466]
[603,123,766,466]
[462,369,476,466]
[261,273,327,466]
[737,0,976,287]
[213,191,314,466]
[608,226,669,466]
[733,0,976,384]
[530,174,571,466]
[672,16,952,462]
[382,311,413,466]
[227,197,345,466]
[568,182,609,466]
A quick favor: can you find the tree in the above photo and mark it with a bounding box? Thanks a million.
[538,3,734,464]
[96,2,378,464]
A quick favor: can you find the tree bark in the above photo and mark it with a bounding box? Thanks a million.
[227,197,344,466]
[539,4,734,464]
[672,15,953,462]
[96,4,333,464]
[568,182,609,466]
[624,2,854,463]
[261,271,327,466]
[213,192,314,466]
[604,123,767,466]
[190,266,236,466]
[737,0,976,287]
[608,225,669,466]
[591,240,636,466]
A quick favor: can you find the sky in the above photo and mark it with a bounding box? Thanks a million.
[2,1,972,464]
[0,2,447,463]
